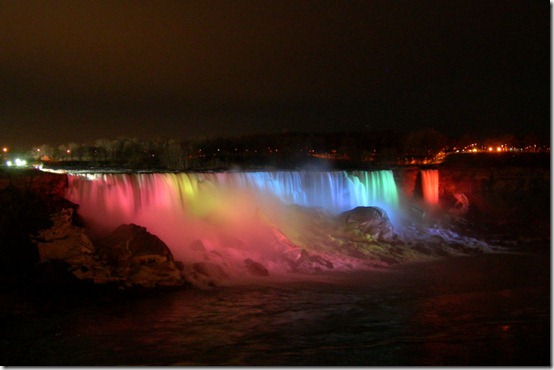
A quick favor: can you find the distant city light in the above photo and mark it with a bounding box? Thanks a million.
[5,158,27,167]
[2,147,7,153]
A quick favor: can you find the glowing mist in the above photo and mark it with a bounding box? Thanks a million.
[65,171,400,271]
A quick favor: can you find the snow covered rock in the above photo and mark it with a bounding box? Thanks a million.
[33,208,114,284]
[34,216,189,288]
[339,206,395,241]
[97,224,189,288]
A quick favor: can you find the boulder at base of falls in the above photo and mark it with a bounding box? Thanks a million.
[339,206,395,242]
[97,224,189,288]
[244,258,269,276]
[189,261,230,288]
[287,250,334,273]
[35,214,189,289]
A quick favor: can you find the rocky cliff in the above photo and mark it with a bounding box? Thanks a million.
[395,153,550,242]
[0,168,189,299]
[0,169,70,278]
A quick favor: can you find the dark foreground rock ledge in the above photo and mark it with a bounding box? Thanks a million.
[34,210,190,289]
[0,169,190,315]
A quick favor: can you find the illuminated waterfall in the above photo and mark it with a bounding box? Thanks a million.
[66,171,399,264]
[421,169,439,206]
[67,171,399,219]
[209,171,398,214]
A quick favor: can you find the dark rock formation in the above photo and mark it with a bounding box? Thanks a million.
[181,240,234,287]
[0,169,76,279]
[244,258,269,276]
[96,224,188,288]
[0,168,67,197]
[395,154,550,243]
[0,185,52,278]
[32,211,189,289]
[99,224,174,266]
[33,208,113,284]
[339,206,395,241]
[187,260,232,288]
[438,163,550,243]
[286,249,334,273]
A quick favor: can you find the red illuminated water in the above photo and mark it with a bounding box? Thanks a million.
[421,169,439,206]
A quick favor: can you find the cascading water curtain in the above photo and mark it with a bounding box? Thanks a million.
[420,169,439,206]
[66,170,401,231]
[203,170,399,216]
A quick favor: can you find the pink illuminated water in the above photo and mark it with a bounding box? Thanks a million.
[421,169,439,206]
[65,171,400,274]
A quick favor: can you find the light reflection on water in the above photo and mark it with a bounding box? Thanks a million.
[3,252,550,366]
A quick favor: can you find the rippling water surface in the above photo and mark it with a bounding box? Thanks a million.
[3,252,549,366]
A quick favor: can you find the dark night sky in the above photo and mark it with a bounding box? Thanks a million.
[0,0,550,150]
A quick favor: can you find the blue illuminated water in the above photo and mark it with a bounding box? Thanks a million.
[221,170,399,214]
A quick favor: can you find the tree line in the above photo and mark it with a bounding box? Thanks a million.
[26,129,547,170]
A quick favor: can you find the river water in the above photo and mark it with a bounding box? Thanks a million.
[2,249,549,366]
